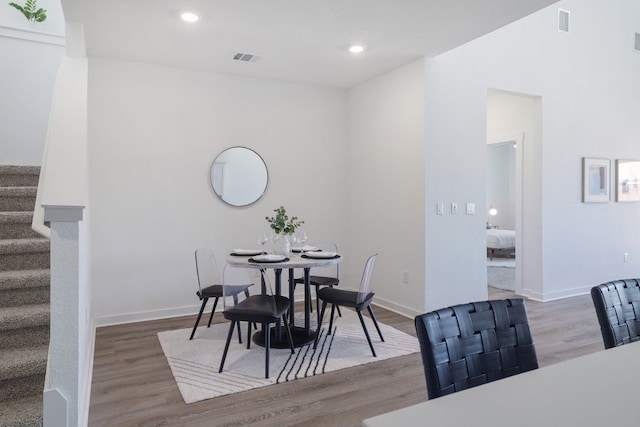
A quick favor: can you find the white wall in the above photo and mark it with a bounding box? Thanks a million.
[424,0,640,306]
[347,59,426,316]
[0,0,65,165]
[88,58,349,323]
[0,36,63,164]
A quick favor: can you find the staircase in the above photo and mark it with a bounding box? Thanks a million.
[0,166,50,427]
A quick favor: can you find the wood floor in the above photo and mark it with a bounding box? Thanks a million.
[88,289,604,427]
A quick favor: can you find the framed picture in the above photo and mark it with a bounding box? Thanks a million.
[582,157,610,203]
[616,159,640,202]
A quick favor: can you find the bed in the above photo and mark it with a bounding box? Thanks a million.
[487,229,515,260]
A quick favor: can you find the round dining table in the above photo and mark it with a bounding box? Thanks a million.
[225,252,343,348]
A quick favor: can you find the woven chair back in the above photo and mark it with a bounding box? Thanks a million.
[591,278,640,349]
[414,298,538,399]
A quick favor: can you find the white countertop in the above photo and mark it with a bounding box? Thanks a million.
[363,342,640,426]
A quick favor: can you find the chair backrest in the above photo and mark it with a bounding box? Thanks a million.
[357,254,378,303]
[591,279,640,349]
[414,298,538,399]
[221,263,272,311]
[194,248,221,293]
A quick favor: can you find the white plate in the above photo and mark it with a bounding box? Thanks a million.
[303,251,337,259]
[232,249,264,256]
[251,254,287,262]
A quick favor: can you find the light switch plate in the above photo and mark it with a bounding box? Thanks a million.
[436,203,444,215]
[465,203,475,215]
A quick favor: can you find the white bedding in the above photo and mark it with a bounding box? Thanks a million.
[486,229,515,249]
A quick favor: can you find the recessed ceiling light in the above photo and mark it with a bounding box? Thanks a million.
[181,12,199,23]
[349,45,365,54]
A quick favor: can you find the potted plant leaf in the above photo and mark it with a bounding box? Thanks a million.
[8,0,47,22]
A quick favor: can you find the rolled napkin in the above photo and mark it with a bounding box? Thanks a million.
[232,248,263,255]
[251,254,287,262]
[292,245,319,252]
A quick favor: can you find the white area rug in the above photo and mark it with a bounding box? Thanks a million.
[157,309,420,404]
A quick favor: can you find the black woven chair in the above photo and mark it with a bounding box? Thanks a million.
[591,279,640,349]
[414,298,538,399]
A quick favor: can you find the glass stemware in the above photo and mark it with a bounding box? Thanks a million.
[258,232,269,252]
[296,229,307,255]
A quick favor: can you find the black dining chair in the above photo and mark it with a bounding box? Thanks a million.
[591,278,640,349]
[293,242,341,323]
[313,254,384,357]
[414,298,538,399]
[189,248,253,340]
[219,269,295,379]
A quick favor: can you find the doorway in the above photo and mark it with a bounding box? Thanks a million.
[486,88,542,296]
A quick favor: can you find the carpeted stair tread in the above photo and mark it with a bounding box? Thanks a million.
[0,394,43,427]
[0,239,50,255]
[0,187,37,197]
[0,212,39,239]
[0,165,40,188]
[0,212,32,223]
[0,346,48,381]
[0,304,50,332]
[0,270,50,291]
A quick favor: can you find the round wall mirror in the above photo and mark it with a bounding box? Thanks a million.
[210,146,268,207]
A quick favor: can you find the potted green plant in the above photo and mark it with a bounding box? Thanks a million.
[265,206,304,255]
[8,0,47,22]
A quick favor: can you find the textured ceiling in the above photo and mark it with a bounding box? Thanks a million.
[62,0,559,89]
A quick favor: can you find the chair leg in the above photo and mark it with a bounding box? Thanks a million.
[282,314,295,354]
[247,321,253,349]
[244,289,258,330]
[356,308,377,357]
[264,322,270,379]
[237,321,243,344]
[219,320,236,373]
[367,305,385,342]
[189,298,208,340]
[328,304,337,335]
[314,301,328,349]
[207,297,219,328]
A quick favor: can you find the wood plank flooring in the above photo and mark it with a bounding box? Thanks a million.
[88,289,604,426]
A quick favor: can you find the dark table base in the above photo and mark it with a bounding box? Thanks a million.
[252,326,317,349]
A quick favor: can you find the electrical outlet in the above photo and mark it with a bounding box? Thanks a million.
[403,271,409,284]
[624,252,629,262]
[451,203,458,214]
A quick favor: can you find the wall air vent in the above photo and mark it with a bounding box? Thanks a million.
[635,33,640,51]
[558,9,570,33]
[232,52,260,63]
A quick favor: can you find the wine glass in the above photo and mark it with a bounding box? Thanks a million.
[268,230,280,254]
[258,232,269,252]
[296,229,307,254]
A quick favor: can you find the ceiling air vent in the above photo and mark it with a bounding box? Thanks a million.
[558,9,570,33]
[635,33,640,51]
[232,52,259,63]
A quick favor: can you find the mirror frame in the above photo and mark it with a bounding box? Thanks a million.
[210,146,268,207]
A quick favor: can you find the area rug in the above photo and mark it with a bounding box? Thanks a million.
[488,265,516,291]
[157,309,420,404]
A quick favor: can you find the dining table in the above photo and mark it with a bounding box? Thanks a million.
[362,341,640,426]
[225,249,342,348]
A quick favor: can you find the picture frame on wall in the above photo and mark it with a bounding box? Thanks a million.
[615,159,640,202]
[582,157,610,203]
